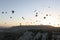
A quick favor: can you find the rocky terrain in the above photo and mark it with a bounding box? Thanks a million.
[0,25,60,40]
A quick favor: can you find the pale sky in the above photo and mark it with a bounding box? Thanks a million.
[0,0,60,27]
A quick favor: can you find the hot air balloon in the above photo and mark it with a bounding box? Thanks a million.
[35,12,38,17]
[44,17,46,19]
[10,17,12,19]
[2,11,4,14]
[46,14,48,16]
[22,17,24,20]
[12,10,14,14]
[36,12,38,14]
[5,12,7,14]
[35,14,38,17]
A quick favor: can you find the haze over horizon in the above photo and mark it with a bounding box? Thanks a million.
[0,0,60,27]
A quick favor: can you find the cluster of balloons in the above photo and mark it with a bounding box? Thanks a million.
[2,10,14,14]
[34,10,38,17]
[2,11,7,14]
[2,10,15,19]
[33,9,52,25]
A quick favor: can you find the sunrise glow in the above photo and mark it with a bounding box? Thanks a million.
[0,0,60,27]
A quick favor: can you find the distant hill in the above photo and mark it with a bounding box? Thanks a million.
[0,25,60,32]
[11,25,60,32]
[0,25,60,40]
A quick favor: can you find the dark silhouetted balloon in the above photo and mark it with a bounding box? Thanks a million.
[22,17,24,20]
[5,12,7,14]
[35,12,38,17]
[2,12,4,14]
[10,17,12,18]
[12,10,14,13]
[46,14,48,16]
[35,14,38,17]
[44,17,46,19]
[36,12,38,14]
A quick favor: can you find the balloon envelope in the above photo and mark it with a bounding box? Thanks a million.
[10,17,12,18]
[44,17,46,19]
[22,17,24,20]
[2,12,4,14]
[46,14,48,16]
[35,14,38,17]
[12,10,14,13]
